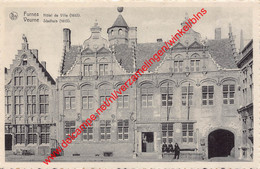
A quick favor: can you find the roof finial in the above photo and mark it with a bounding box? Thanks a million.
[22,34,27,43]
[117,7,124,13]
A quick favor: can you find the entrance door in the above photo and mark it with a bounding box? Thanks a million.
[5,134,12,150]
[208,129,234,158]
[142,132,154,152]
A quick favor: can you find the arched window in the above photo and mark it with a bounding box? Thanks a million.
[5,90,11,114]
[64,85,76,110]
[118,29,123,35]
[111,30,114,36]
[27,68,36,85]
[39,86,49,114]
[14,68,23,86]
[27,88,36,115]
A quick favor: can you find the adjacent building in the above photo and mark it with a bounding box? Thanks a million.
[5,7,252,160]
[237,38,253,160]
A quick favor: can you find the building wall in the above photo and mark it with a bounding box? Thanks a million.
[5,39,57,155]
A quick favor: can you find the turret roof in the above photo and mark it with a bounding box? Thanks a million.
[110,14,128,30]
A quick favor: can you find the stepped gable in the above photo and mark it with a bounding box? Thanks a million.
[206,38,238,69]
[114,42,166,73]
[62,45,82,75]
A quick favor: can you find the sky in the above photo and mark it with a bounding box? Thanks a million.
[2,7,252,79]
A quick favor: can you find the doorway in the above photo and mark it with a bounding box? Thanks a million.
[5,134,12,150]
[142,132,154,152]
[208,129,234,158]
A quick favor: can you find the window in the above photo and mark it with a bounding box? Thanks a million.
[27,89,36,115]
[117,95,129,108]
[83,123,93,141]
[141,87,153,107]
[84,64,93,76]
[5,91,11,114]
[40,87,49,114]
[99,64,109,76]
[100,120,111,141]
[182,123,193,143]
[15,90,23,115]
[162,123,174,143]
[5,125,12,133]
[190,60,200,72]
[40,124,50,144]
[161,86,173,107]
[82,89,93,109]
[174,61,183,72]
[118,29,123,35]
[15,125,25,144]
[64,86,76,110]
[118,120,129,140]
[28,124,37,144]
[202,86,214,105]
[27,68,36,85]
[182,86,193,106]
[223,84,235,104]
[100,88,111,108]
[14,69,23,86]
[64,121,75,139]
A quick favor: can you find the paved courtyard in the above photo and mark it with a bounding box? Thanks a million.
[5,151,250,162]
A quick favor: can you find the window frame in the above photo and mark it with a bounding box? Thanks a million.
[223,84,235,105]
[40,124,50,144]
[118,119,129,140]
[202,85,214,106]
[182,86,193,106]
[182,123,194,143]
[162,123,174,144]
[100,120,111,141]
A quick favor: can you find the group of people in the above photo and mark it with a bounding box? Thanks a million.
[162,142,180,159]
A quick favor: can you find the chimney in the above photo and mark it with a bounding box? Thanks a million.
[157,38,163,42]
[63,28,71,52]
[41,61,46,69]
[215,28,221,40]
[240,29,244,52]
[128,27,137,48]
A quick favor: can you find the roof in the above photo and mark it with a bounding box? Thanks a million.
[114,42,166,73]
[206,38,238,69]
[61,46,81,74]
[108,14,128,31]
[61,39,238,75]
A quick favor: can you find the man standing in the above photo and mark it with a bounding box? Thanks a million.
[174,143,180,159]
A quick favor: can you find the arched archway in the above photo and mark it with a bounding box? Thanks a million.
[208,129,234,158]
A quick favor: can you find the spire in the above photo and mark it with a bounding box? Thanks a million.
[109,7,128,30]
[240,29,244,52]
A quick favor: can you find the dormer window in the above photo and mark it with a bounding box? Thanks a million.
[190,60,200,72]
[111,30,114,36]
[99,64,108,76]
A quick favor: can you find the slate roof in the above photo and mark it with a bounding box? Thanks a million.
[61,39,238,75]
[61,45,81,74]
[114,42,166,73]
[206,38,238,69]
[108,14,128,31]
